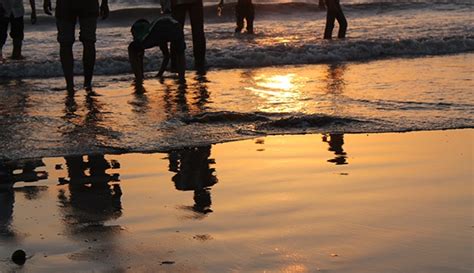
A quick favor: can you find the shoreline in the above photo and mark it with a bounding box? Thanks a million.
[1,128,473,163]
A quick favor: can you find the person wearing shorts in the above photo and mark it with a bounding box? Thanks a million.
[0,0,37,61]
[43,0,109,92]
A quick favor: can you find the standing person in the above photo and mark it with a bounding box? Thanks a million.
[218,0,254,34]
[43,0,109,92]
[323,0,347,39]
[164,0,206,73]
[0,0,37,61]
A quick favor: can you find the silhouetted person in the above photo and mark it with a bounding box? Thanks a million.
[168,146,218,215]
[163,0,206,73]
[128,14,186,83]
[326,63,346,94]
[323,0,347,39]
[43,0,109,92]
[0,0,36,61]
[322,134,347,165]
[218,0,254,34]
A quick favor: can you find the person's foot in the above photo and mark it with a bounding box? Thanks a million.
[84,84,101,96]
[10,54,25,60]
[11,44,24,60]
[86,89,101,97]
[194,63,207,75]
[246,29,254,35]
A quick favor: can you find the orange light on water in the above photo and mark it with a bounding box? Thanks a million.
[245,73,309,112]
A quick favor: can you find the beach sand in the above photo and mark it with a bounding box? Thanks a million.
[0,129,472,273]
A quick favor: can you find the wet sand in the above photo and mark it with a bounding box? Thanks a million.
[0,129,472,273]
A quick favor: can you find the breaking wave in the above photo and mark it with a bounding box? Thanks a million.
[1,35,472,78]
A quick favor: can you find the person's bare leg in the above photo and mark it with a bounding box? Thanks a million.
[60,43,75,91]
[189,1,206,72]
[335,4,347,39]
[176,52,186,83]
[171,6,186,72]
[83,41,96,91]
[323,11,336,39]
[128,42,145,83]
[79,17,98,92]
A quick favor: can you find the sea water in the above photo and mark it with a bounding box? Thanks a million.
[0,0,472,77]
[0,0,473,160]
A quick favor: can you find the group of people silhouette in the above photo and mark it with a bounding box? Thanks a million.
[1,0,348,91]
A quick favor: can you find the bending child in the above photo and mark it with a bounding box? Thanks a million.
[0,0,37,61]
[128,13,186,83]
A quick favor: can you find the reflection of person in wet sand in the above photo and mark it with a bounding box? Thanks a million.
[0,187,14,237]
[322,133,347,165]
[161,75,210,118]
[168,146,218,215]
[0,159,48,238]
[0,159,48,188]
[326,63,346,94]
[58,155,122,232]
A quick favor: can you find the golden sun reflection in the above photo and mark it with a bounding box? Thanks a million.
[256,74,295,91]
[245,73,308,113]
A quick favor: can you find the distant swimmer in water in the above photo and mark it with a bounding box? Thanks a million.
[0,0,37,61]
[323,0,347,39]
[218,0,254,34]
[128,11,186,84]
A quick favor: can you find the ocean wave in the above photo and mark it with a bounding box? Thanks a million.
[183,111,369,132]
[256,114,364,129]
[106,1,472,21]
[0,35,472,78]
[183,111,271,123]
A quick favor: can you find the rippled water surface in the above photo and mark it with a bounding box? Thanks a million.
[1,54,473,160]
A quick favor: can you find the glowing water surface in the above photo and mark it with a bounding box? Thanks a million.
[0,130,472,272]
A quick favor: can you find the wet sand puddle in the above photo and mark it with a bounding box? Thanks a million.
[0,130,472,273]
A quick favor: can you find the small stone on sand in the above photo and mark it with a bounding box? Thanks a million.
[11,249,26,265]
